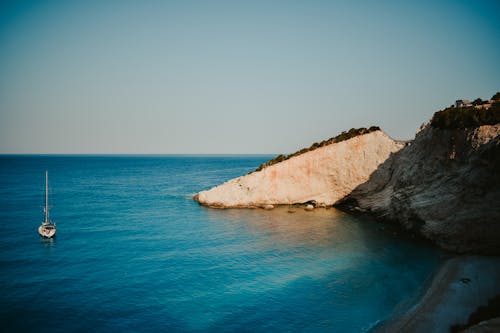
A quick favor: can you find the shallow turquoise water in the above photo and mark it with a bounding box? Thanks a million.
[0,155,441,332]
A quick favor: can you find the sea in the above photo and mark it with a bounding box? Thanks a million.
[0,155,442,332]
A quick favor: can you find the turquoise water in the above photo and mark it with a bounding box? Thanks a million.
[0,156,441,332]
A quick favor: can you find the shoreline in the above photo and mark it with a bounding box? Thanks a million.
[374,255,500,332]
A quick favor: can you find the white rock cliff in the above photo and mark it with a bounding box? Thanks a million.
[194,130,404,208]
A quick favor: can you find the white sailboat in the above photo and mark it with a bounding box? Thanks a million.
[38,171,56,238]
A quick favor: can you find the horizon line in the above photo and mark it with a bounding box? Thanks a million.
[0,153,278,157]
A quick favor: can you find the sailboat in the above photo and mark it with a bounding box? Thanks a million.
[38,171,56,238]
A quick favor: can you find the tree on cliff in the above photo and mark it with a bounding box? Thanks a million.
[492,92,500,101]
[472,98,483,106]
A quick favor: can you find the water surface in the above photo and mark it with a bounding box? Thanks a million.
[0,155,441,332]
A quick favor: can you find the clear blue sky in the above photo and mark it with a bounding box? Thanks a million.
[1,0,499,154]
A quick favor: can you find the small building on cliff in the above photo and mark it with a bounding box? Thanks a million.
[455,99,471,107]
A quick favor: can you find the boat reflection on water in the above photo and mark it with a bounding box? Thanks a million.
[40,236,56,248]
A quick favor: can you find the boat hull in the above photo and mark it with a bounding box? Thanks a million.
[38,224,56,238]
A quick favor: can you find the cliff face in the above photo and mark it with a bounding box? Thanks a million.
[194,130,404,208]
[339,124,500,254]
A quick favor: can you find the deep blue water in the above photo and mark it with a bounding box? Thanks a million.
[0,155,441,332]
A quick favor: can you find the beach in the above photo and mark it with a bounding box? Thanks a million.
[376,255,500,332]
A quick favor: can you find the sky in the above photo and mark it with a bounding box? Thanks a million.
[1,0,499,154]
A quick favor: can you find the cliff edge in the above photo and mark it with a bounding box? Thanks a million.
[194,130,404,208]
[339,123,500,254]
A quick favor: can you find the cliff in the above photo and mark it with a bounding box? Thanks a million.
[339,123,500,254]
[194,130,404,208]
[194,96,500,253]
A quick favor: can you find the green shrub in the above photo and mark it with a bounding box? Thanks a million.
[431,101,500,129]
[472,98,483,106]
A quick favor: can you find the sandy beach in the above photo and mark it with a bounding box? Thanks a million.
[376,255,500,332]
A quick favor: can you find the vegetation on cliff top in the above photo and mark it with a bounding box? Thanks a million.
[253,126,381,172]
[431,92,500,129]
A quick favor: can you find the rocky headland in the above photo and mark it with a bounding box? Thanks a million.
[194,128,404,208]
[194,93,500,331]
[195,94,500,255]
[338,122,500,254]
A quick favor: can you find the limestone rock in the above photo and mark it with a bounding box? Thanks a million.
[194,130,404,208]
[340,124,500,254]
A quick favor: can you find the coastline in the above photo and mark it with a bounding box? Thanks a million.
[375,255,500,332]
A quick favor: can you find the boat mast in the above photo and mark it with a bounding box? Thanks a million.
[45,170,49,223]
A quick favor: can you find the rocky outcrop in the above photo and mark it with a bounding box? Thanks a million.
[194,130,404,208]
[194,97,500,253]
[339,124,500,254]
